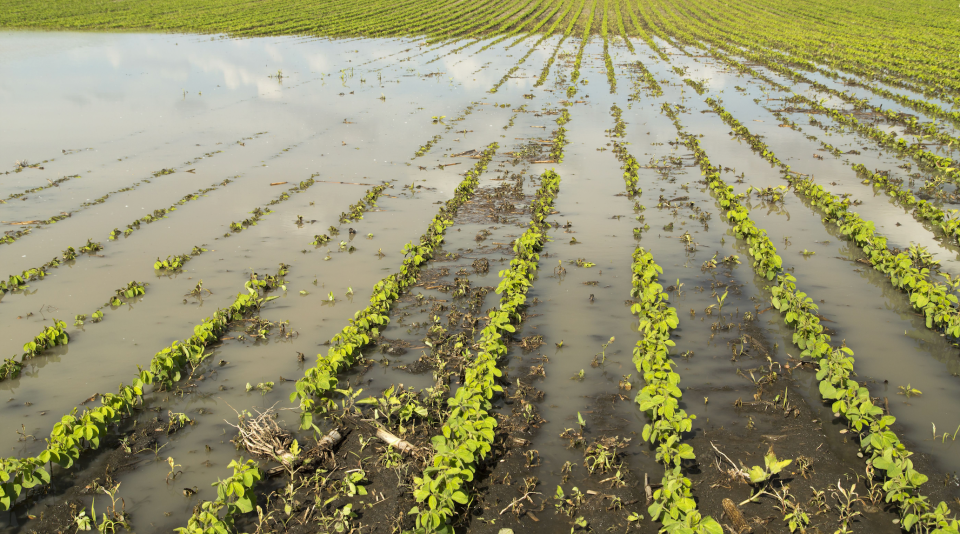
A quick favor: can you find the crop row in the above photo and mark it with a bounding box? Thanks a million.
[627,60,663,99]
[849,81,960,131]
[311,181,389,246]
[0,319,69,382]
[0,266,286,510]
[533,36,567,87]
[506,0,573,44]
[489,39,541,93]
[193,201,269,251]
[610,0,633,53]
[179,143,497,534]
[414,135,442,158]
[173,146,468,532]
[607,104,625,137]
[630,245,721,534]
[681,77,706,95]
[550,108,570,162]
[793,178,960,338]
[432,0,540,45]
[490,0,582,94]
[317,0,453,39]
[610,135,720,534]
[0,214,66,247]
[630,0,679,57]
[705,33,960,155]
[2,174,81,204]
[786,93,960,190]
[660,101,960,534]
[0,0,666,41]
[430,0,534,41]
[290,143,498,428]
[850,164,960,245]
[175,458,262,534]
[600,0,616,92]
[669,0,960,107]
[156,178,315,273]
[611,141,639,196]
[635,9,791,94]
[425,0,527,43]
[1,239,103,295]
[3,174,241,291]
[338,181,389,224]
[408,0,504,42]
[0,227,31,245]
[410,168,561,533]
[3,156,224,248]
[470,0,563,56]
[647,0,960,145]
[766,106,960,248]
[112,176,236,240]
[703,95,960,343]
[642,0,959,108]
[619,0,668,61]
[568,0,596,83]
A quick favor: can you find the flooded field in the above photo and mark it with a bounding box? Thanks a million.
[2,1,960,532]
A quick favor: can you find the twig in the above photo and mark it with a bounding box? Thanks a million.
[499,491,540,515]
[710,441,748,481]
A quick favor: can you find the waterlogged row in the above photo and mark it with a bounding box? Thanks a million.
[653,0,960,111]
[4,0,959,118]
[311,180,390,247]
[700,95,960,345]
[611,137,721,533]
[765,106,960,242]
[111,176,237,240]
[669,9,960,183]
[410,168,561,533]
[660,102,960,534]
[2,175,80,204]
[630,245,721,534]
[487,2,582,96]
[4,175,264,293]
[1,239,103,294]
[292,144,499,423]
[176,145,500,533]
[0,320,69,382]
[0,267,287,511]
[155,178,317,273]
[2,154,225,248]
[636,0,960,193]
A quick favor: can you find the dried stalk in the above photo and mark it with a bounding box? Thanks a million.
[376,428,417,454]
[229,408,297,466]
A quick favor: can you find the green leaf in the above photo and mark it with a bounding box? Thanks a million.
[770,458,792,474]
[818,380,837,399]
[234,495,254,514]
[748,466,767,484]
[700,518,724,534]
[872,457,895,472]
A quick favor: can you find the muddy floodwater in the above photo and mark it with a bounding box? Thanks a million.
[1,29,959,534]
